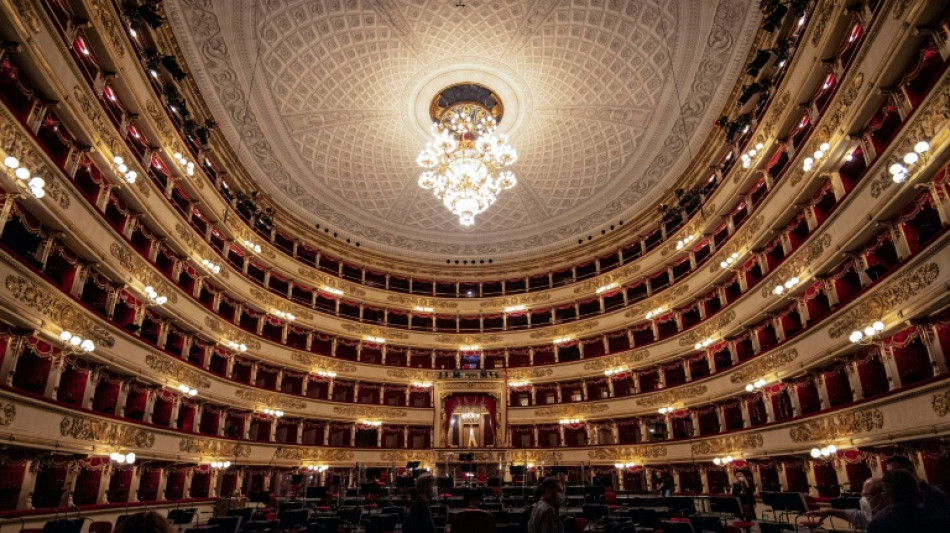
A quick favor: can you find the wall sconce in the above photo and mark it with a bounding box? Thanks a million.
[596,282,619,294]
[675,234,695,251]
[811,445,837,458]
[508,380,529,388]
[177,383,198,397]
[712,455,734,466]
[552,336,573,345]
[414,306,434,313]
[322,285,344,296]
[209,461,231,469]
[201,258,222,274]
[242,239,262,254]
[315,370,337,379]
[110,451,136,465]
[740,142,765,169]
[604,367,626,377]
[3,154,46,198]
[60,330,95,353]
[262,408,284,418]
[559,417,583,425]
[745,379,768,392]
[411,381,433,389]
[504,304,526,313]
[772,275,802,295]
[305,464,329,472]
[273,310,296,321]
[614,461,637,470]
[802,142,831,172]
[694,337,715,351]
[849,320,885,344]
[459,344,480,352]
[720,251,741,270]
[144,285,168,305]
[657,406,677,415]
[889,140,930,183]
[172,152,196,176]
[112,156,138,183]
[226,340,248,352]
[364,335,386,344]
[359,419,382,428]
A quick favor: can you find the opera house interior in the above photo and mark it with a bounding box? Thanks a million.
[0,0,949,532]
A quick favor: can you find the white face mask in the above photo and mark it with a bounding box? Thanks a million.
[430,485,439,499]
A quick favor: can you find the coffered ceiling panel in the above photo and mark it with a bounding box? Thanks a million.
[166,0,760,261]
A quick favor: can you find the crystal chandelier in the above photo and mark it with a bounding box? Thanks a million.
[417,86,517,226]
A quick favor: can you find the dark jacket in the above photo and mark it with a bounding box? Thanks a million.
[403,497,436,533]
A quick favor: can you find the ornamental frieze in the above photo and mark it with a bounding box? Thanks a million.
[0,109,70,209]
[275,447,354,462]
[528,321,599,340]
[828,262,939,339]
[145,354,211,389]
[788,408,884,443]
[339,323,409,340]
[109,243,178,304]
[332,406,407,419]
[635,385,708,408]
[759,234,832,297]
[290,352,356,373]
[587,445,667,461]
[691,433,763,455]
[5,275,115,348]
[479,293,552,309]
[572,261,642,295]
[709,215,765,273]
[434,333,502,345]
[534,403,609,419]
[678,310,736,346]
[507,368,554,381]
[89,0,127,59]
[175,224,230,278]
[203,317,262,350]
[381,451,433,462]
[729,349,799,384]
[386,295,458,310]
[933,388,950,417]
[385,369,431,381]
[179,438,251,458]
[512,450,563,463]
[295,267,366,297]
[249,288,313,321]
[658,207,715,258]
[234,389,307,410]
[624,284,691,318]
[0,401,16,425]
[582,350,650,371]
[60,416,155,448]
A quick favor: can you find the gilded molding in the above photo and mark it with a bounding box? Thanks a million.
[528,321,599,340]
[0,400,16,426]
[249,288,313,321]
[275,447,355,462]
[339,323,409,340]
[933,388,950,417]
[144,354,211,389]
[179,438,251,458]
[678,310,736,346]
[534,403,609,418]
[380,450,433,462]
[11,0,41,32]
[386,295,457,309]
[4,274,116,348]
[635,385,708,408]
[507,368,554,381]
[479,293,552,309]
[572,261,643,295]
[587,445,667,461]
[295,267,366,297]
[788,408,884,443]
[59,416,155,448]
[0,109,70,210]
[828,262,939,339]
[759,234,832,297]
[808,0,837,47]
[624,284,691,318]
[385,369,433,381]
[174,223,229,279]
[691,433,763,455]
[709,215,765,271]
[109,243,178,303]
[234,389,306,410]
[88,0,127,58]
[729,349,799,384]
[434,333,502,345]
[290,352,356,373]
[204,316,261,350]
[582,349,650,371]
[332,406,407,419]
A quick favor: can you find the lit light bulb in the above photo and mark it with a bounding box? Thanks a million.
[914,141,930,153]
[15,167,30,180]
[872,320,884,331]
[903,152,919,165]
[811,448,821,458]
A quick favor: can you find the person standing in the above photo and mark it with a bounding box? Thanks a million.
[731,472,756,519]
[403,474,437,533]
[528,477,565,533]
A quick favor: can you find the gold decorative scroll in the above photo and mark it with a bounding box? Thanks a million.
[204,317,261,350]
[759,234,832,297]
[708,215,765,273]
[386,295,458,309]
[828,262,939,339]
[582,349,651,371]
[5,275,115,348]
[434,333,502,345]
[386,369,433,381]
[145,354,211,389]
[507,368,554,381]
[572,261,643,295]
[528,320,599,340]
[234,389,307,409]
[275,447,355,461]
[691,434,764,455]
[179,438,252,458]
[624,284,691,318]
[339,323,409,340]
[678,310,736,346]
[479,293,552,309]
[60,416,155,448]
[788,408,884,443]
[173,224,229,279]
[534,403,609,418]
[295,267,366,297]
[290,352,356,373]
[729,349,799,384]
[0,400,16,425]
[249,288,313,321]
[587,446,667,461]
[381,450,433,462]
[932,387,950,417]
[332,406,407,419]
[635,385,708,408]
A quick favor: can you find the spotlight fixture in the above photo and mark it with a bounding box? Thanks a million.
[849,320,885,344]
[60,331,95,353]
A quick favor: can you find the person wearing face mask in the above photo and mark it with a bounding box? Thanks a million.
[804,477,884,529]
[403,474,437,533]
[528,477,566,533]
[730,472,756,520]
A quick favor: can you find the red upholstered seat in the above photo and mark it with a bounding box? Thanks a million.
[731,520,754,533]
[574,517,588,532]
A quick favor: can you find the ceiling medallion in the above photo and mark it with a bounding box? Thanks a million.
[417,83,518,226]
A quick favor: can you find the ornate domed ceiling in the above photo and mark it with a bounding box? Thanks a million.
[166,0,760,262]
